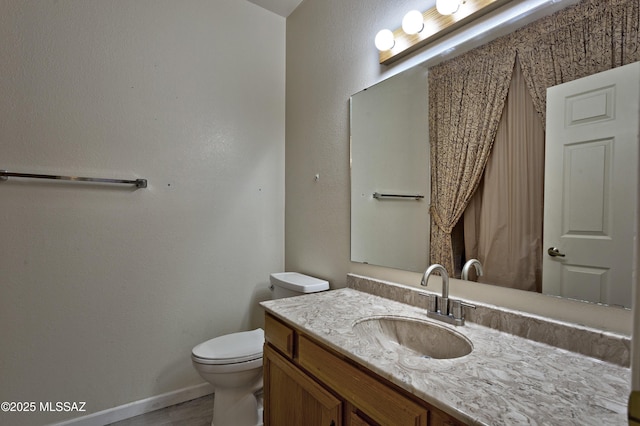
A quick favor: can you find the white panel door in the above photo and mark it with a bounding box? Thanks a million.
[543,62,640,307]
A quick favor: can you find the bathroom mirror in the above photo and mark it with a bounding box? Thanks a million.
[350,1,637,309]
[350,65,430,272]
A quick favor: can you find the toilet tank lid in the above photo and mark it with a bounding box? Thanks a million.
[270,272,329,293]
[192,328,264,361]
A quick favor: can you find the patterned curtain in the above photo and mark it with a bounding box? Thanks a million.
[428,0,640,274]
[428,41,516,274]
[515,0,640,127]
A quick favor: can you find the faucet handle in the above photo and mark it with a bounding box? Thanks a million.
[418,292,438,312]
[426,294,437,312]
[450,300,475,321]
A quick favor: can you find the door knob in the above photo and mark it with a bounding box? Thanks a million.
[547,247,566,257]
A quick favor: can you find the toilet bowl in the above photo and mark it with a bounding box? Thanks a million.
[192,272,329,426]
[192,329,264,426]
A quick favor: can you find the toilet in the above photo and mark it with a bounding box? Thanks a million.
[191,272,329,426]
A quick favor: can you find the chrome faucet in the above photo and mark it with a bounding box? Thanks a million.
[420,264,449,315]
[420,263,474,326]
[461,259,483,281]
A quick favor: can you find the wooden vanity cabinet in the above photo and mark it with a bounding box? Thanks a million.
[265,313,295,358]
[264,344,342,425]
[430,411,465,426]
[263,313,466,426]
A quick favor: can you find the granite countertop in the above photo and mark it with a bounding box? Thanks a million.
[261,288,630,426]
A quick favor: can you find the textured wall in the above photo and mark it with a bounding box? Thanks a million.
[284,0,428,285]
[0,1,284,424]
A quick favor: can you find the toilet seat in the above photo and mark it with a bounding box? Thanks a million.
[192,328,264,365]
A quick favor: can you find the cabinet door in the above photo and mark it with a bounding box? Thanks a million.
[298,335,427,426]
[265,313,295,358]
[430,410,464,426]
[264,344,342,426]
[349,410,374,426]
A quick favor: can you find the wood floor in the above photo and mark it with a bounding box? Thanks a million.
[107,395,213,426]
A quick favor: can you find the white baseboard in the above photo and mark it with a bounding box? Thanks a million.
[49,382,214,426]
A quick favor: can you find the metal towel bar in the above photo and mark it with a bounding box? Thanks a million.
[0,170,147,188]
[373,192,424,200]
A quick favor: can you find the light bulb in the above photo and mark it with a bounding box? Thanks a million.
[436,0,461,15]
[374,29,395,51]
[402,10,424,35]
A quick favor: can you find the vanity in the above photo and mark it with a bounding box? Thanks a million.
[261,275,631,425]
[263,311,459,425]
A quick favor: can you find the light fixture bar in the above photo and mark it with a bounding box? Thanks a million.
[379,0,512,65]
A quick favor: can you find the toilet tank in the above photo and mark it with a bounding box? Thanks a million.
[269,272,329,299]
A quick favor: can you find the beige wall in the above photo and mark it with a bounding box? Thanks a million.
[0,1,284,424]
[285,0,633,334]
[285,0,431,285]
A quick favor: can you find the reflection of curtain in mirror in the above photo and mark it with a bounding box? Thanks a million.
[516,0,640,126]
[428,42,516,276]
[429,0,640,278]
[463,59,545,292]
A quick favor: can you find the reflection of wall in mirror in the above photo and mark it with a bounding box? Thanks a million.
[350,66,430,272]
[352,1,637,308]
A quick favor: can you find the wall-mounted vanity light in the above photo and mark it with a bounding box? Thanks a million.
[375,0,510,65]
[436,0,462,15]
[402,10,425,34]
[374,29,395,51]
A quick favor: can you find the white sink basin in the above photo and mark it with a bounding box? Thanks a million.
[352,316,473,360]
